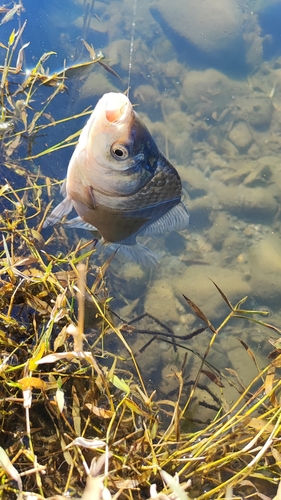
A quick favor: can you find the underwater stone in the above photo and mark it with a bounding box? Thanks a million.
[180,166,208,196]
[236,95,274,130]
[208,212,230,250]
[213,182,278,220]
[106,39,133,69]
[188,195,214,226]
[176,265,251,321]
[151,0,244,66]
[181,69,248,119]
[228,121,253,152]
[81,73,118,100]
[243,155,278,187]
[133,85,159,104]
[145,281,181,324]
[264,156,281,192]
[223,231,247,262]
[248,235,281,305]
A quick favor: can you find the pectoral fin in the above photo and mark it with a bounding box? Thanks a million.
[43,196,73,228]
[139,202,189,236]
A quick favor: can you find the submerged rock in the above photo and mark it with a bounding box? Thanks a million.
[143,262,251,323]
[181,166,208,196]
[248,235,281,305]
[212,182,278,220]
[235,95,274,130]
[145,280,181,324]
[80,72,118,100]
[181,69,248,119]
[208,212,230,250]
[151,0,246,70]
[243,156,277,187]
[228,121,253,152]
[176,265,251,320]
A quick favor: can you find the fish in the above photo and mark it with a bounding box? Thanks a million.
[43,92,190,265]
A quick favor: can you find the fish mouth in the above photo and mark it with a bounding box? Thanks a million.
[99,92,132,125]
[86,92,133,144]
[105,94,129,123]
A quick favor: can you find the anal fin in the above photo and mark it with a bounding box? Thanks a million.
[100,241,159,267]
[63,216,98,231]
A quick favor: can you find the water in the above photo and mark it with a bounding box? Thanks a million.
[1,0,281,418]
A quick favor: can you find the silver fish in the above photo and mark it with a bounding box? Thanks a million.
[43,92,189,265]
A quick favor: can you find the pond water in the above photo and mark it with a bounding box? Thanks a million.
[2,0,281,425]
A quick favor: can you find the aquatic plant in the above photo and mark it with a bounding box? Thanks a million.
[2,177,281,500]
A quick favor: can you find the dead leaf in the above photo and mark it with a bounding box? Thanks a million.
[209,279,233,310]
[85,403,114,419]
[201,370,224,388]
[182,295,216,332]
[18,376,47,391]
[247,417,274,433]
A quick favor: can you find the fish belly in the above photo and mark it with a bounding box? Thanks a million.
[72,199,149,243]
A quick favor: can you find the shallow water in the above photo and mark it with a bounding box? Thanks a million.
[2,0,281,421]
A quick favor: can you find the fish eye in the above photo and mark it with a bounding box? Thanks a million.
[111,143,129,160]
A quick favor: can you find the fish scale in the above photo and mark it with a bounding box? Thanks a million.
[92,158,181,212]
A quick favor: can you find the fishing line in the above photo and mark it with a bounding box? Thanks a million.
[127,0,138,98]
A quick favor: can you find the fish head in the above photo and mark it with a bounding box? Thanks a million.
[70,92,160,197]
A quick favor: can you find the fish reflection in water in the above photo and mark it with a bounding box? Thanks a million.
[43,92,190,265]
